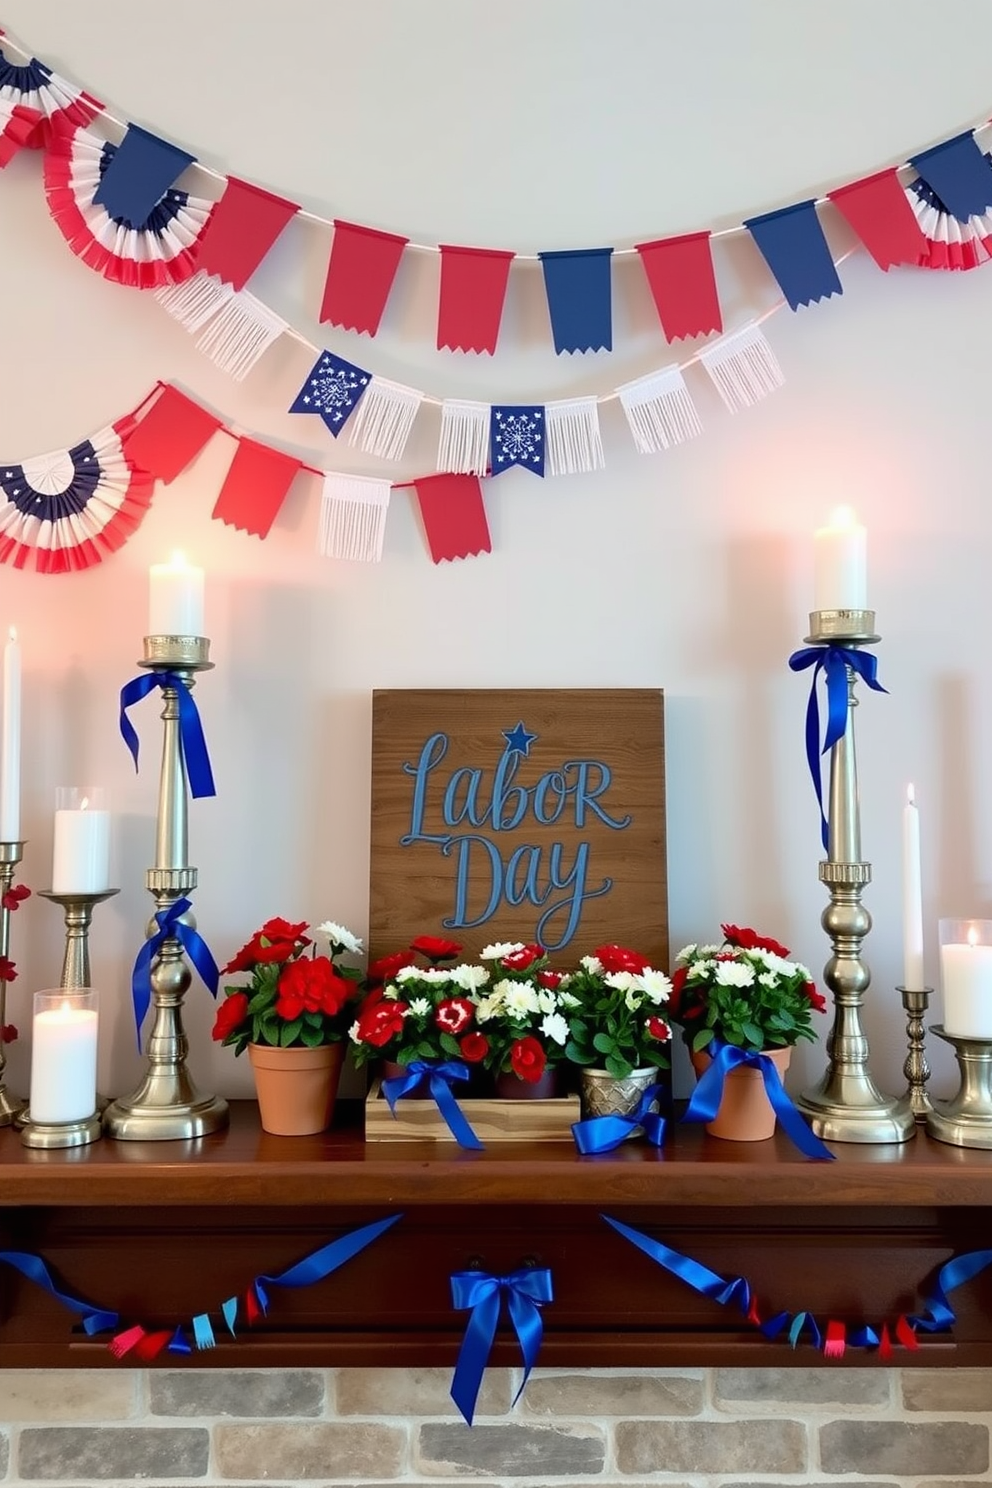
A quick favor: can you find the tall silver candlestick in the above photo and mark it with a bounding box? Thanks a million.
[0,840,26,1125]
[795,609,915,1144]
[103,635,228,1141]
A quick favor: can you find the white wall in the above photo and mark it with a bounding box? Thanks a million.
[1,0,990,1103]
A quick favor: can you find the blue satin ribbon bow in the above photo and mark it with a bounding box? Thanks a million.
[572,1084,667,1154]
[120,670,216,799]
[0,1250,118,1335]
[131,897,219,1049]
[382,1060,484,1150]
[788,644,886,849]
[450,1267,553,1425]
[683,1040,835,1161]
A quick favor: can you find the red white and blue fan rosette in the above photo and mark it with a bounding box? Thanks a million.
[0,415,154,572]
[43,121,213,288]
[0,36,100,164]
[906,168,992,270]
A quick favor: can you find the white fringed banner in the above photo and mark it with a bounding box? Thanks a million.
[699,324,784,413]
[545,396,604,476]
[437,400,490,475]
[617,366,703,453]
[347,377,423,461]
[318,473,391,562]
[156,279,286,380]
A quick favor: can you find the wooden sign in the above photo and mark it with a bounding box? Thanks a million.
[369,689,667,966]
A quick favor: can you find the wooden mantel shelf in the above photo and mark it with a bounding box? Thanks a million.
[2,1102,992,1369]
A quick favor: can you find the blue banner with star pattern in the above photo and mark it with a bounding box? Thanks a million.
[490,406,545,477]
[289,350,371,436]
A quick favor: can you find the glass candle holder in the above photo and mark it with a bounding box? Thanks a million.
[938,920,992,1039]
[29,988,99,1124]
[52,786,111,894]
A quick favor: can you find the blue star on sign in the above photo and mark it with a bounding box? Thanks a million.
[502,721,538,756]
[490,405,545,477]
[288,350,371,437]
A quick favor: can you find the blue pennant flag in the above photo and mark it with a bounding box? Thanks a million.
[490,406,545,476]
[289,350,371,436]
[745,201,842,311]
[910,132,992,222]
[92,124,196,229]
[538,248,613,353]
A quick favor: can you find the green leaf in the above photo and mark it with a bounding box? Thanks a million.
[279,1018,304,1047]
[439,1032,461,1058]
[605,1051,632,1079]
[247,989,273,1016]
[564,1039,595,1066]
[416,1040,436,1060]
[303,1010,324,1029]
[741,1021,764,1047]
[593,1032,615,1055]
[692,1027,715,1053]
[300,1024,324,1048]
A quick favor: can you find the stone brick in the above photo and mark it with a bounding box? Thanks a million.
[902,1368,992,1413]
[714,1367,890,1408]
[335,1368,511,1417]
[150,1369,324,1418]
[418,1422,605,1477]
[213,1423,404,1480]
[0,1433,7,1479]
[819,1420,989,1477]
[615,1420,807,1476]
[0,1370,136,1422]
[17,1427,209,1479]
[522,1371,703,1418]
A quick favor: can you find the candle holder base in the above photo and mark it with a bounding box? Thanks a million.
[20,1109,102,1149]
[899,986,934,1121]
[924,1025,992,1149]
[0,1085,25,1128]
[102,1087,228,1143]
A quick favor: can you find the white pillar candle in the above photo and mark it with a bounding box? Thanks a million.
[29,991,99,1123]
[902,784,925,991]
[148,551,204,637]
[0,626,21,841]
[813,506,868,612]
[52,788,110,893]
[939,922,992,1038]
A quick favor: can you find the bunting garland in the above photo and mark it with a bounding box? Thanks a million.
[0,34,101,160]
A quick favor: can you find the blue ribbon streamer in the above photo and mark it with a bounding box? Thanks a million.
[788,644,886,850]
[450,1268,553,1426]
[120,670,216,799]
[683,1040,835,1161]
[382,1061,484,1151]
[131,897,219,1050]
[572,1084,666,1154]
[168,1325,192,1355]
[0,1250,118,1335]
[253,1214,403,1314]
[602,1216,742,1306]
[910,1248,992,1333]
[192,1313,215,1351]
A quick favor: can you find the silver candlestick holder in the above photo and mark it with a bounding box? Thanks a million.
[898,985,934,1120]
[925,1025,992,1148]
[795,609,915,1144]
[102,635,228,1142]
[0,839,26,1126]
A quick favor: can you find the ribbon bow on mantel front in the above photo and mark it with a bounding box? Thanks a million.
[130,896,219,1049]
[449,1267,554,1426]
[119,669,216,799]
[682,1039,835,1161]
[381,1059,484,1150]
[571,1084,667,1154]
[787,643,886,850]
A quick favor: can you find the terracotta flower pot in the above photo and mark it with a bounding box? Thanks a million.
[248,1042,344,1136]
[690,1045,792,1141]
[494,1068,561,1100]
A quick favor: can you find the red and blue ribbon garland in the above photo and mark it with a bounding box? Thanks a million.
[119,669,216,799]
[682,1040,835,1161]
[382,1060,484,1150]
[788,644,886,850]
[449,1267,553,1425]
[130,896,219,1049]
[571,1083,667,1154]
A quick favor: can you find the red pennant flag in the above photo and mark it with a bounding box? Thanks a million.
[320,219,408,334]
[828,169,928,271]
[122,385,221,484]
[895,1314,920,1350]
[212,438,303,539]
[636,231,722,342]
[408,473,491,563]
[437,245,514,354]
[195,177,299,290]
[133,1329,174,1362]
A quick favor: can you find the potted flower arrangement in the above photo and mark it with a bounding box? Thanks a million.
[213,917,364,1135]
[472,941,574,1098]
[561,944,673,1120]
[669,923,827,1141]
[349,936,490,1078]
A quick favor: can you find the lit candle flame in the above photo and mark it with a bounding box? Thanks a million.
[170,549,188,569]
[80,796,89,812]
[907,783,916,806]
[968,926,979,948]
[7,626,15,644]
[830,505,858,529]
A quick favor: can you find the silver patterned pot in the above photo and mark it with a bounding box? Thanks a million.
[578,1065,661,1124]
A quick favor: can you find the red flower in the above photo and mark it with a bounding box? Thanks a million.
[459,1031,489,1063]
[410,935,462,963]
[721,923,791,958]
[647,1016,671,1042]
[1,1023,17,1044]
[222,920,310,974]
[804,982,828,1014]
[594,943,649,975]
[538,970,563,990]
[667,965,703,1022]
[261,917,310,944]
[510,1035,547,1083]
[502,944,543,971]
[276,957,352,1021]
[1,883,29,912]
[212,991,248,1042]
[436,997,474,1034]
[356,1000,408,1048]
[0,955,17,982]
[366,949,416,986]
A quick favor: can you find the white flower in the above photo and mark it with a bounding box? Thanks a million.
[348,1020,361,1044]
[757,951,798,980]
[450,963,490,992]
[557,990,581,1009]
[408,997,431,1017]
[474,992,505,1024]
[315,921,363,954]
[537,989,558,1015]
[541,1011,569,1046]
[382,982,401,1000]
[580,955,604,975]
[640,968,672,1005]
[689,959,715,979]
[501,980,541,1017]
[675,943,697,965]
[757,973,777,989]
[625,988,644,1011]
[557,973,573,988]
[794,962,812,981]
[395,965,422,984]
[698,944,722,957]
[715,961,755,988]
[481,941,525,960]
[605,970,639,993]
